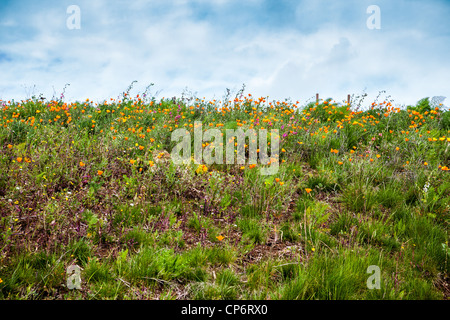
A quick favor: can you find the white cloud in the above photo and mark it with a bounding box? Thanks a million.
[0,0,449,107]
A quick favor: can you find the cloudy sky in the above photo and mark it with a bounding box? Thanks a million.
[1,0,449,106]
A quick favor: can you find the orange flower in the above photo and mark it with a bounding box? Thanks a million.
[423,162,428,166]
[441,166,449,171]
[275,178,280,182]
[16,157,22,163]
[376,154,381,158]
[7,144,12,149]
[97,170,104,176]
[139,145,144,150]
[305,188,312,194]
[79,161,85,167]
[216,235,224,241]
[130,159,136,165]
[338,161,343,165]
[249,164,256,169]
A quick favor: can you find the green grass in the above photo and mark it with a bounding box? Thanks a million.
[0,92,448,300]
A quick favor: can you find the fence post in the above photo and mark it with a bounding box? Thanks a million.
[316,93,319,104]
[347,94,351,105]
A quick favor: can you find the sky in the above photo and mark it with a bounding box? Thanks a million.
[0,0,449,107]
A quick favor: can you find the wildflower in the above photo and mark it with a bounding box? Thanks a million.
[130,159,136,165]
[305,188,312,194]
[216,235,224,241]
[275,178,280,182]
[376,154,381,158]
[279,182,284,186]
[97,170,104,176]
[423,162,428,166]
[249,164,256,169]
[370,158,374,162]
[79,161,85,167]
[16,157,23,163]
[7,144,12,149]
[338,161,343,165]
[311,247,315,252]
[0,278,2,284]
[240,166,245,170]
[442,166,449,171]
[196,164,208,174]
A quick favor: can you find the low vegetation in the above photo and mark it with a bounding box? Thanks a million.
[0,86,448,299]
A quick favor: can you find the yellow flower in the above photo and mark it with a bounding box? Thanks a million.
[17,157,23,163]
[130,159,136,165]
[216,235,224,241]
[79,161,85,167]
[196,164,208,174]
[7,144,12,149]
[305,188,312,194]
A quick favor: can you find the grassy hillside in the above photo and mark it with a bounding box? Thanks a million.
[0,90,448,299]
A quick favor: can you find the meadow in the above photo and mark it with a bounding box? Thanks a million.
[0,86,448,300]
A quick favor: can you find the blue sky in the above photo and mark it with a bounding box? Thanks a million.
[1,0,449,106]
